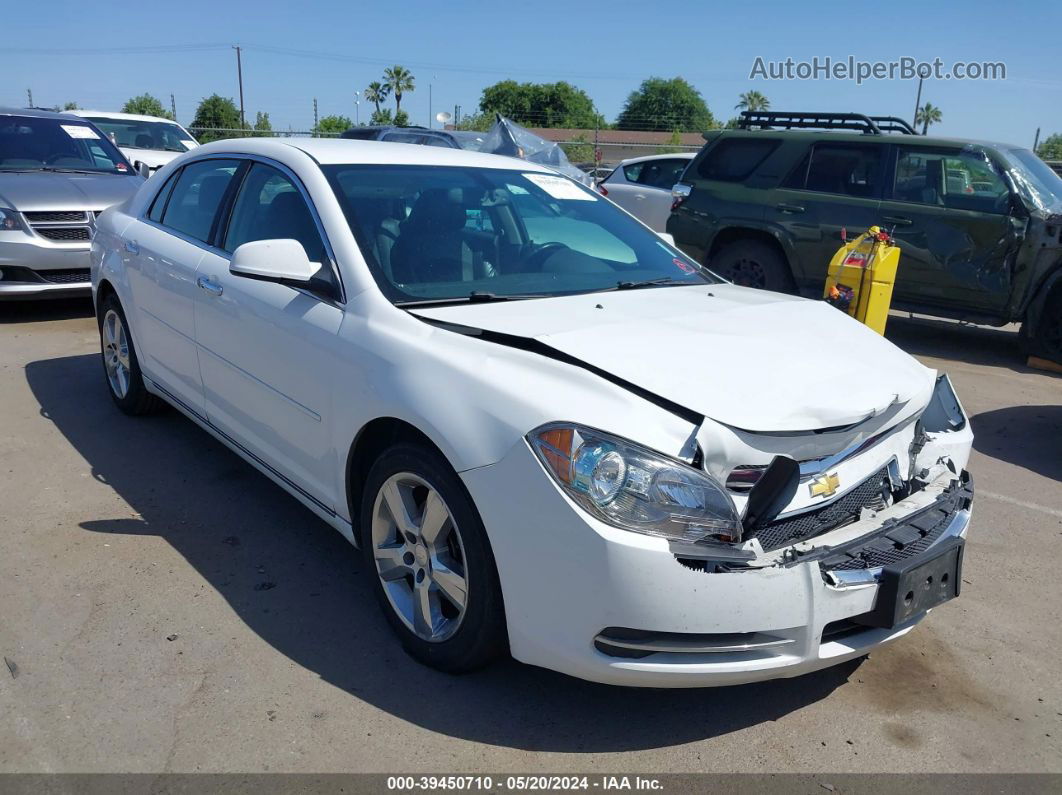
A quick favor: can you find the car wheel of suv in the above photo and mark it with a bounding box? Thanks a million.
[361,442,507,673]
[1030,286,1062,363]
[711,239,794,293]
[98,293,164,416]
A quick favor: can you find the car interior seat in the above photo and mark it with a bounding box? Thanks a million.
[135,134,154,149]
[263,190,325,263]
[390,188,480,284]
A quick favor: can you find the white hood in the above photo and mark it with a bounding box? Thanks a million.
[412,285,935,433]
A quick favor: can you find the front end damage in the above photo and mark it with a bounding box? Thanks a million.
[462,371,975,687]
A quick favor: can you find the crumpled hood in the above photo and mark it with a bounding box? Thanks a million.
[411,285,936,432]
[0,171,142,212]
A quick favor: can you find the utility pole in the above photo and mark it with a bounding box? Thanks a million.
[912,76,923,131]
[454,104,459,128]
[26,88,33,107]
[1033,127,1041,153]
[429,83,432,129]
[313,98,318,136]
[170,93,177,122]
[353,90,360,126]
[232,45,245,127]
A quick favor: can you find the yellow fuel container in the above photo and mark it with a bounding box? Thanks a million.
[823,226,901,335]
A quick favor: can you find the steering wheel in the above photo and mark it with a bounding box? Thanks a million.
[522,242,569,269]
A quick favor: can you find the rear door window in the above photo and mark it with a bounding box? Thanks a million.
[160,159,240,243]
[786,143,883,198]
[636,158,690,190]
[697,138,780,181]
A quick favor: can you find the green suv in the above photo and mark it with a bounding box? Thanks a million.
[668,112,1062,362]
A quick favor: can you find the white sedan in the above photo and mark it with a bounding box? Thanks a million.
[67,110,198,173]
[91,138,974,687]
[597,152,695,231]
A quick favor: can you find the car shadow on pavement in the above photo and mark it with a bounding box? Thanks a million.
[970,405,1062,482]
[26,353,859,753]
[883,315,1039,373]
[0,298,94,324]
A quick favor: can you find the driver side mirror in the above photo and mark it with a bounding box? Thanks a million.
[657,231,676,246]
[136,162,151,179]
[230,239,317,285]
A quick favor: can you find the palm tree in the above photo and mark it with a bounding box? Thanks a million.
[383,65,415,114]
[735,91,770,112]
[915,102,942,134]
[365,81,390,115]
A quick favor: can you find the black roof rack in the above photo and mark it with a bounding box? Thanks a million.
[737,111,918,135]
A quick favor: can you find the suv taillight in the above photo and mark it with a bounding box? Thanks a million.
[597,185,609,196]
[671,182,692,211]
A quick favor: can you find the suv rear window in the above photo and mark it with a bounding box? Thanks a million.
[784,143,882,198]
[697,138,779,182]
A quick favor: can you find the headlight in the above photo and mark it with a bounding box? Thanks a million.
[528,423,741,544]
[0,208,24,231]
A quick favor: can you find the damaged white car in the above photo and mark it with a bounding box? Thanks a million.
[91,138,974,687]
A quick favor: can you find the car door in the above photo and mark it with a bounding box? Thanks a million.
[600,160,647,218]
[123,158,241,416]
[193,159,345,510]
[761,142,885,292]
[879,145,1021,314]
[630,157,694,231]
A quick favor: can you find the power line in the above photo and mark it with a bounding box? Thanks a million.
[7,43,230,54]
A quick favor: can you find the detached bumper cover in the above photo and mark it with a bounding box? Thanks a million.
[462,439,972,687]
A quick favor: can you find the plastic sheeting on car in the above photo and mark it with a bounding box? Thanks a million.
[471,116,593,186]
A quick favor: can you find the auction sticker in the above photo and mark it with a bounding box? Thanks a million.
[523,173,596,201]
[61,125,100,139]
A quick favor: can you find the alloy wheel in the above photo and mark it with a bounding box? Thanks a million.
[102,309,131,399]
[371,472,469,642]
[725,256,768,289]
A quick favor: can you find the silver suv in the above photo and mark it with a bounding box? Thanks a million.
[0,108,143,299]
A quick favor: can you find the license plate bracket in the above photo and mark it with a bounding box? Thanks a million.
[855,536,964,629]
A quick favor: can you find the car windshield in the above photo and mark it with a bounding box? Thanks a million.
[0,115,132,173]
[324,165,716,304]
[86,117,196,153]
[1005,148,1062,210]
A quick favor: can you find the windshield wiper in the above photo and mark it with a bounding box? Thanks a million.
[613,277,696,290]
[396,291,540,308]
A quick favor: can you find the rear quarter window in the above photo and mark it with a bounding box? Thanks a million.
[697,138,780,182]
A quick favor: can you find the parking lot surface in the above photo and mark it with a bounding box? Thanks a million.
[1,300,1059,773]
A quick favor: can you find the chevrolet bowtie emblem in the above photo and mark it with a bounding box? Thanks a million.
[808,472,841,499]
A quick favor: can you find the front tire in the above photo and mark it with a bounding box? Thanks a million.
[710,239,795,293]
[97,293,163,416]
[360,443,507,673]
[1023,286,1062,364]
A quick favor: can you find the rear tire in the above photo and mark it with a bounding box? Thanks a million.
[97,293,164,416]
[1021,285,1062,364]
[709,239,795,293]
[360,442,507,673]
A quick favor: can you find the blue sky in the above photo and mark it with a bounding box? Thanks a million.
[4,0,1059,145]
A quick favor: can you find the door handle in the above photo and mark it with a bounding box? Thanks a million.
[196,276,223,297]
[776,203,805,214]
[124,239,139,255]
[883,215,913,226]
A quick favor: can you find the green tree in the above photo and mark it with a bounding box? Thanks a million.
[370,108,394,126]
[314,114,353,136]
[253,111,272,137]
[723,116,742,129]
[479,80,604,129]
[122,93,173,120]
[660,129,683,155]
[1037,133,1062,160]
[455,110,494,131]
[63,101,79,111]
[383,65,415,114]
[365,81,390,116]
[393,109,410,127]
[915,102,943,134]
[617,77,715,132]
[735,90,770,112]
[190,95,245,142]
[560,133,594,164]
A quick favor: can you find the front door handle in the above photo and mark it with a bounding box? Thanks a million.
[196,276,223,297]
[124,239,139,255]
[883,215,913,226]
[776,203,805,214]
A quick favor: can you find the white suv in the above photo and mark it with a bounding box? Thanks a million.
[91,137,974,687]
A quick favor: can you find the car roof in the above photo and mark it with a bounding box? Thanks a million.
[0,106,81,120]
[713,128,1020,152]
[191,136,556,171]
[618,152,697,166]
[66,109,186,125]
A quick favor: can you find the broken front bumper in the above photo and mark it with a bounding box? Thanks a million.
[462,438,973,688]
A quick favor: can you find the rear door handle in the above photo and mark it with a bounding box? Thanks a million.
[124,239,139,255]
[776,203,805,214]
[196,276,223,297]
[883,215,913,226]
